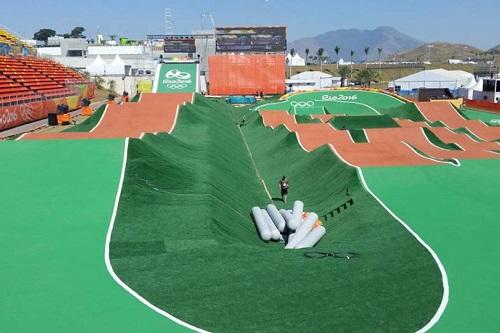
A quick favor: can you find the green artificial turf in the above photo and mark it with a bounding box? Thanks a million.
[64,104,106,132]
[427,120,447,128]
[403,143,460,166]
[130,94,141,102]
[379,103,426,121]
[110,94,443,332]
[461,107,500,126]
[349,129,369,142]
[422,128,463,151]
[362,159,500,332]
[256,90,404,116]
[0,139,187,332]
[293,106,325,115]
[294,115,322,123]
[330,114,400,130]
[452,127,486,142]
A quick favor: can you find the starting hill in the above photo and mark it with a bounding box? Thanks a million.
[109,94,443,332]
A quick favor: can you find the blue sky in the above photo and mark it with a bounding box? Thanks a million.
[1,0,498,49]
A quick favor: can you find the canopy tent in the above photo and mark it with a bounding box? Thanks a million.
[390,69,476,92]
[85,55,106,75]
[286,53,305,66]
[106,55,125,75]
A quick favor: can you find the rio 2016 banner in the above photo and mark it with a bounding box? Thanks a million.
[216,26,287,53]
[154,63,199,93]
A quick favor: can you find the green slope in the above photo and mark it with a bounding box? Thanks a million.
[362,160,500,332]
[330,114,400,130]
[0,139,187,332]
[64,104,106,132]
[379,103,426,121]
[461,107,500,125]
[422,128,463,151]
[110,95,443,332]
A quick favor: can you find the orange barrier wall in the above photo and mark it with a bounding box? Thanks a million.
[209,54,285,95]
[464,99,500,114]
[0,96,81,131]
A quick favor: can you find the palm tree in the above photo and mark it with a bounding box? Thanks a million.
[350,50,355,77]
[364,47,370,68]
[334,46,341,70]
[338,66,352,87]
[289,48,296,77]
[305,48,310,66]
[317,48,325,72]
[94,76,105,90]
[377,47,383,72]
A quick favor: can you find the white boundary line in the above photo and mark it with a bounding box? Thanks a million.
[401,141,461,167]
[152,64,161,93]
[89,104,108,133]
[168,105,181,134]
[104,138,210,333]
[420,127,462,152]
[314,99,381,115]
[138,93,143,103]
[362,129,370,143]
[15,132,28,141]
[356,169,449,333]
[271,117,450,332]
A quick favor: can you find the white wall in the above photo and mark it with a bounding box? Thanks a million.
[97,75,153,97]
[88,46,145,55]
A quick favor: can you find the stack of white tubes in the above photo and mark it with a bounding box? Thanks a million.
[251,200,326,249]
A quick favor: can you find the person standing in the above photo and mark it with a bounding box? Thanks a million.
[279,176,289,203]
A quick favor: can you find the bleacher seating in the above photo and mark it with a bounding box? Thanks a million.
[0,55,87,106]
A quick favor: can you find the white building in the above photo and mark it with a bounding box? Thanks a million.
[286,71,341,92]
[389,69,476,94]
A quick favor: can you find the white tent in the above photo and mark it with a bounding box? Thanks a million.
[85,55,106,75]
[389,69,476,92]
[106,55,125,75]
[286,53,305,66]
[286,71,341,92]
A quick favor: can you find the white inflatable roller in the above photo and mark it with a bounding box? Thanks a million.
[286,201,303,231]
[267,204,286,232]
[279,209,294,224]
[251,207,271,241]
[294,226,326,249]
[292,201,304,220]
[286,212,318,249]
[262,209,281,241]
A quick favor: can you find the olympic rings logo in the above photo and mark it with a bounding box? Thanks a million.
[165,69,191,80]
[290,101,315,108]
[167,83,188,89]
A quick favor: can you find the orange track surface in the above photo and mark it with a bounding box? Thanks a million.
[22,93,193,140]
[416,101,500,141]
[261,109,500,167]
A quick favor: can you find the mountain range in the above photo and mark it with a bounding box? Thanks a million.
[288,26,424,61]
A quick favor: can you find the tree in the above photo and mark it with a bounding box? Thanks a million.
[305,48,310,66]
[109,35,117,41]
[317,48,325,72]
[33,28,56,45]
[338,66,352,87]
[94,76,105,90]
[350,50,355,76]
[377,47,383,72]
[364,47,370,68]
[334,46,341,70]
[355,68,379,87]
[289,48,296,77]
[108,80,116,93]
[70,27,86,39]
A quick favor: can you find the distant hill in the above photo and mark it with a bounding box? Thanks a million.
[288,26,423,62]
[386,42,485,63]
[486,44,500,54]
